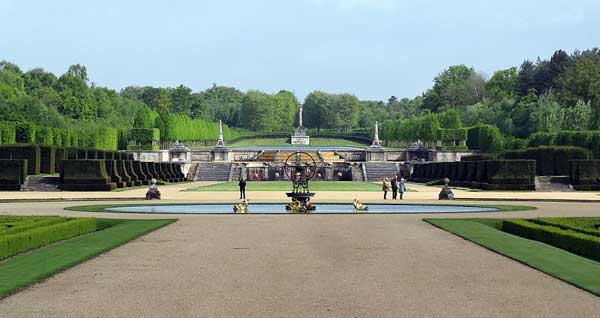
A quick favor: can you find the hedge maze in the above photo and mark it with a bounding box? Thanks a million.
[0,216,96,260]
[0,144,186,191]
[411,159,536,190]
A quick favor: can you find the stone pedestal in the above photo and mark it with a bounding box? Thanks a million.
[211,146,232,162]
[291,126,310,145]
[291,135,310,145]
[366,146,385,161]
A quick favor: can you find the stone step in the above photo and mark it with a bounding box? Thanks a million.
[535,176,575,192]
[23,176,61,192]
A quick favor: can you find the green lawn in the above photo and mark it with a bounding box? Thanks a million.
[0,218,175,298]
[424,218,600,296]
[228,137,369,148]
[185,181,409,192]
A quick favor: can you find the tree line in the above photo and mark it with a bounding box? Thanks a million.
[1,48,599,144]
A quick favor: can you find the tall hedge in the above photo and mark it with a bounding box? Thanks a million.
[0,122,16,144]
[0,144,41,175]
[467,124,504,153]
[119,128,160,150]
[15,122,35,144]
[529,131,600,158]
[503,146,590,175]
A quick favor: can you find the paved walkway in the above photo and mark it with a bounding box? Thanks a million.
[2,182,600,202]
[1,198,600,317]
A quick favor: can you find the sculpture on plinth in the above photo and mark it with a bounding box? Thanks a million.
[291,104,310,145]
[438,178,454,200]
[145,178,161,200]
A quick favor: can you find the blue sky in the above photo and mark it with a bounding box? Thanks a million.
[1,0,598,100]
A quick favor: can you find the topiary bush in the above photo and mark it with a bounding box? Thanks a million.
[60,160,116,191]
[15,122,35,144]
[0,159,27,190]
[0,144,41,175]
[503,146,590,176]
[39,145,56,174]
[0,122,16,145]
[569,160,600,190]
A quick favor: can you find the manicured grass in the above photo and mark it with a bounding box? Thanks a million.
[228,137,368,148]
[185,181,407,192]
[0,218,175,298]
[424,218,600,296]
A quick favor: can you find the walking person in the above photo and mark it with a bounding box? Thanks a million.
[238,177,247,199]
[398,175,406,200]
[391,176,398,200]
[382,177,391,200]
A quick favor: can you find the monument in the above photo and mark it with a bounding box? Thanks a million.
[291,104,310,145]
[211,120,232,162]
[366,121,385,161]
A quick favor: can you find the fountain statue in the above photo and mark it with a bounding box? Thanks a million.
[284,152,317,213]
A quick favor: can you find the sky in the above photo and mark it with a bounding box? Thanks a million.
[1,0,599,101]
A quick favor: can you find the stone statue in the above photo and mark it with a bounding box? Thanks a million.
[145,178,161,200]
[438,178,454,200]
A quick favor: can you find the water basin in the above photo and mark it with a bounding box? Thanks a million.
[105,204,499,214]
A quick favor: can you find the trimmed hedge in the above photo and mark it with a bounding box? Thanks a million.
[39,145,56,174]
[104,160,126,188]
[0,144,41,175]
[132,161,150,185]
[503,219,600,262]
[120,128,160,151]
[0,217,96,260]
[61,160,116,191]
[0,160,27,190]
[529,131,600,159]
[503,146,590,176]
[436,128,468,142]
[0,122,16,144]
[467,124,504,153]
[410,159,536,190]
[569,160,600,190]
[124,161,143,186]
[461,154,496,161]
[15,123,35,144]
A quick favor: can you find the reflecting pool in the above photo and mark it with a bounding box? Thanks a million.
[105,204,499,214]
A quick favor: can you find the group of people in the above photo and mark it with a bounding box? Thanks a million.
[381,175,406,200]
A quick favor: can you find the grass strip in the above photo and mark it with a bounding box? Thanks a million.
[228,137,368,148]
[424,218,600,296]
[0,218,176,298]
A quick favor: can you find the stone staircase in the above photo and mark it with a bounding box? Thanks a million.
[351,165,365,181]
[186,163,198,180]
[193,163,232,181]
[229,164,243,182]
[22,175,61,191]
[364,162,399,182]
[535,176,575,192]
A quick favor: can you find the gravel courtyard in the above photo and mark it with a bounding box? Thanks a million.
[1,187,600,317]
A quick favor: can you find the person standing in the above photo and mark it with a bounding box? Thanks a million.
[398,176,406,200]
[382,177,391,200]
[391,176,398,200]
[238,178,247,199]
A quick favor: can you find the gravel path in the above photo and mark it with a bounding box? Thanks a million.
[1,201,600,317]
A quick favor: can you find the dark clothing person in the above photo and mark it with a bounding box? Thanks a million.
[239,179,247,199]
[391,178,398,200]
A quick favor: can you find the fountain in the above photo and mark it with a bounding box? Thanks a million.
[284,152,317,213]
